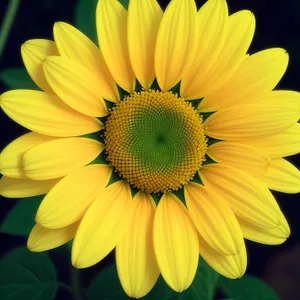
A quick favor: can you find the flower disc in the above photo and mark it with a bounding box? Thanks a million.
[105,90,207,194]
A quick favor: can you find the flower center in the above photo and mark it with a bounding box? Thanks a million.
[104,90,207,194]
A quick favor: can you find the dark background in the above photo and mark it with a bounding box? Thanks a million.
[0,0,300,299]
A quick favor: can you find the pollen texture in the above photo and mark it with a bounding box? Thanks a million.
[104,90,207,194]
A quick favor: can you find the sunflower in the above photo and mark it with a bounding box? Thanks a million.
[0,0,300,298]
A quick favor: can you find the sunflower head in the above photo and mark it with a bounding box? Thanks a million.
[0,0,299,299]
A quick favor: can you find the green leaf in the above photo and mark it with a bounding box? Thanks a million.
[145,260,219,300]
[74,0,98,44]
[167,289,199,300]
[0,68,38,89]
[87,260,219,300]
[146,260,219,300]
[0,196,43,236]
[219,275,280,300]
[87,264,174,300]
[190,259,219,300]
[142,277,173,300]
[86,264,128,300]
[0,247,58,300]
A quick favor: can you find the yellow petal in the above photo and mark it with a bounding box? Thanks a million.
[238,216,290,246]
[183,10,255,100]
[199,48,289,112]
[185,182,244,255]
[21,39,59,92]
[204,104,299,141]
[116,191,159,298]
[181,0,229,99]
[44,56,108,117]
[0,176,60,198]
[199,164,282,229]
[96,0,135,92]
[72,181,135,268]
[23,138,104,180]
[198,233,247,279]
[0,132,56,179]
[243,123,300,158]
[258,158,300,194]
[28,222,79,252]
[0,90,102,137]
[36,164,112,229]
[53,22,119,102]
[260,90,300,111]
[237,178,290,245]
[127,0,163,90]
[153,193,198,292]
[155,0,197,91]
[207,141,270,176]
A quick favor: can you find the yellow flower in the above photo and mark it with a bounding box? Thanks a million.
[0,0,299,298]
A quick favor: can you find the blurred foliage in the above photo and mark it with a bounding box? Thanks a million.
[74,0,129,43]
[74,0,98,43]
[0,231,279,299]
[219,275,280,300]
[87,259,219,300]
[0,247,58,300]
[0,68,37,90]
[0,196,43,236]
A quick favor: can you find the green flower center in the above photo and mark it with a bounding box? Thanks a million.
[104,90,207,194]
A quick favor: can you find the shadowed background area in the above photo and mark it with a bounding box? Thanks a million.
[0,0,300,299]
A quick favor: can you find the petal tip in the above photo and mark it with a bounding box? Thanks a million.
[71,258,82,269]
[53,21,69,34]
[227,259,246,279]
[27,229,42,252]
[71,252,89,269]
[21,40,34,49]
[27,239,39,252]
[35,209,52,229]
[27,243,36,252]
[281,219,291,238]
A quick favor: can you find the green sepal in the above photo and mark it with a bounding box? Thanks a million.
[107,169,123,187]
[191,171,204,185]
[104,99,116,111]
[150,78,160,91]
[200,111,215,122]
[202,154,218,165]
[118,0,129,9]
[151,193,162,205]
[189,98,203,110]
[117,85,130,101]
[172,188,187,206]
[80,132,100,141]
[207,136,223,146]
[130,186,140,198]
[169,81,181,97]
[88,150,108,165]
[134,79,144,92]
